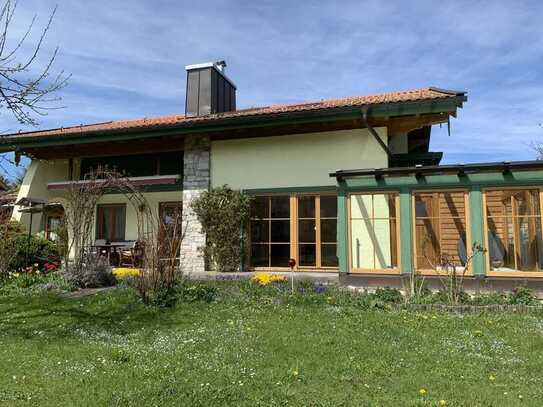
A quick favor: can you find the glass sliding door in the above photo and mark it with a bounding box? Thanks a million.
[250,196,291,268]
[249,193,338,270]
[320,195,338,267]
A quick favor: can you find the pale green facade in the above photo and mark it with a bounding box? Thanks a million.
[211,128,387,189]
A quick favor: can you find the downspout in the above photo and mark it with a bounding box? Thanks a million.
[240,188,245,272]
[360,107,393,161]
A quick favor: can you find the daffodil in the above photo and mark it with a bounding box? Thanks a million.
[489,374,496,382]
[419,388,427,396]
[112,267,141,279]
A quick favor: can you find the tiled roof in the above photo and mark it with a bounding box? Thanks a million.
[5,87,464,140]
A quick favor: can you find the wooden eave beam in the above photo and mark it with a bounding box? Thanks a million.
[381,112,453,136]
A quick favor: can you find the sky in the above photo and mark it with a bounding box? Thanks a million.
[2,0,543,179]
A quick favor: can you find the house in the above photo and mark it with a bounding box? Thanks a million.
[2,60,543,292]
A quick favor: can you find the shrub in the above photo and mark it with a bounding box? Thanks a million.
[0,221,25,275]
[191,186,252,272]
[0,270,73,295]
[181,283,218,303]
[469,292,508,306]
[10,234,59,271]
[371,287,403,304]
[65,255,116,288]
[509,286,538,305]
[148,286,179,308]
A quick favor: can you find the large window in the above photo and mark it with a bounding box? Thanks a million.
[80,151,182,179]
[413,191,468,270]
[298,195,338,268]
[349,193,399,271]
[250,196,291,268]
[485,189,543,272]
[249,194,338,270]
[96,204,126,241]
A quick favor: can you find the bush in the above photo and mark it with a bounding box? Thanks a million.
[65,255,116,288]
[148,286,179,308]
[181,282,218,303]
[469,292,508,306]
[0,271,73,296]
[10,234,59,271]
[371,287,403,304]
[191,186,252,272]
[509,286,538,305]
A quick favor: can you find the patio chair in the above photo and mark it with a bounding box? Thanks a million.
[120,241,137,267]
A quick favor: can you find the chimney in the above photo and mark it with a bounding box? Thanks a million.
[185,60,237,117]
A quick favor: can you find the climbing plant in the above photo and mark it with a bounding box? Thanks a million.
[191,185,252,272]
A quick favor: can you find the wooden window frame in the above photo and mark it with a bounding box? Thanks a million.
[483,187,543,277]
[296,193,339,270]
[248,192,339,272]
[411,189,471,275]
[347,191,401,274]
[96,204,127,242]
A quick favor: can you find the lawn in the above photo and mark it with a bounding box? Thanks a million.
[0,286,542,406]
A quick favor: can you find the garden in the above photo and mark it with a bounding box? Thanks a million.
[1,266,543,406]
[1,185,543,406]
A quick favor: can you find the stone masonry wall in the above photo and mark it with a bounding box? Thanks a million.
[180,135,210,273]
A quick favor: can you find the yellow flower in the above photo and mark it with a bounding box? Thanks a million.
[419,388,427,396]
[293,370,299,376]
[489,374,496,382]
[252,273,286,286]
[112,267,141,279]
[439,400,447,406]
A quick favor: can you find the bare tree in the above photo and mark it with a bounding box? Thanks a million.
[531,141,543,160]
[0,0,69,126]
[0,0,69,177]
[63,167,185,301]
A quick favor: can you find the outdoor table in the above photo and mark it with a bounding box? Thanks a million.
[94,242,132,266]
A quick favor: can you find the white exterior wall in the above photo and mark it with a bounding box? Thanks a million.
[12,159,70,233]
[210,128,388,189]
[92,191,183,241]
[12,159,183,240]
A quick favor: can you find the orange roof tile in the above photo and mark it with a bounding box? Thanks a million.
[4,87,465,140]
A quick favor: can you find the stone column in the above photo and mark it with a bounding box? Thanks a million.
[180,135,210,273]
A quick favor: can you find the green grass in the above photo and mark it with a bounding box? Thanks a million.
[0,287,542,406]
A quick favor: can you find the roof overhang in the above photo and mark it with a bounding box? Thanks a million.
[0,95,466,154]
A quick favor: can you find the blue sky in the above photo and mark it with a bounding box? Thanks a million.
[2,0,543,179]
